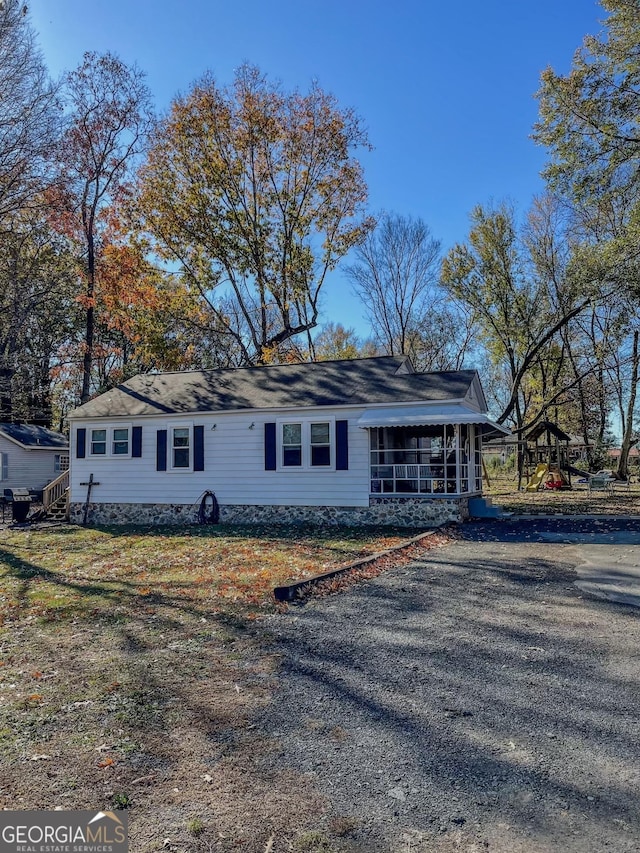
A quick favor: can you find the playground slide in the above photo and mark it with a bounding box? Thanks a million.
[526,463,548,492]
[565,464,590,480]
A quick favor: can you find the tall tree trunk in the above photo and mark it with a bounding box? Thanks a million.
[80,232,95,404]
[617,330,639,480]
[515,398,525,491]
[0,254,18,420]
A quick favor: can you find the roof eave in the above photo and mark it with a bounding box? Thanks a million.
[67,396,476,421]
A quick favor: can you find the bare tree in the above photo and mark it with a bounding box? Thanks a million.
[0,0,59,228]
[0,215,78,424]
[346,213,444,362]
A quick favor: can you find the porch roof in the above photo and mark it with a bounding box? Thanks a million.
[357,404,509,437]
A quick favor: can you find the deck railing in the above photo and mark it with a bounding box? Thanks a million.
[43,469,69,509]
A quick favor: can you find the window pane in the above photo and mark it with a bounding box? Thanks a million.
[283,447,302,466]
[113,428,129,455]
[91,428,106,456]
[173,428,189,447]
[311,445,331,466]
[174,448,190,468]
[283,423,301,445]
[310,423,330,444]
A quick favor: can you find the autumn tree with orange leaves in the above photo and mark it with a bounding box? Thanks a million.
[52,51,154,403]
[136,64,373,365]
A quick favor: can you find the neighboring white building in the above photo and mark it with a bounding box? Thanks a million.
[67,356,507,527]
[0,423,69,493]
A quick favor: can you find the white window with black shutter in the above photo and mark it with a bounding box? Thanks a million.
[157,423,204,473]
[0,452,7,481]
[85,424,133,458]
[170,424,192,471]
[268,417,348,472]
[76,425,141,460]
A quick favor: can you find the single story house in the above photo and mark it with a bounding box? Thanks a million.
[0,422,69,493]
[68,356,508,527]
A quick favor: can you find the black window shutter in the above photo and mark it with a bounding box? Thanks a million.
[194,425,205,471]
[336,420,349,470]
[156,429,167,471]
[264,422,276,470]
[76,427,86,459]
[132,426,142,458]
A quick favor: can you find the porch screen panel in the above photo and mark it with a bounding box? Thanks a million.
[474,427,483,491]
[369,423,475,496]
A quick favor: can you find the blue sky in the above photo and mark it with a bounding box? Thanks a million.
[29,0,605,336]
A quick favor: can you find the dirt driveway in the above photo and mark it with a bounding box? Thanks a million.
[259,518,640,853]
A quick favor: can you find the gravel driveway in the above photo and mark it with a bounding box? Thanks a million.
[260,518,640,853]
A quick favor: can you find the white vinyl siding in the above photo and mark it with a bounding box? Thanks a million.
[69,408,369,508]
[0,435,64,491]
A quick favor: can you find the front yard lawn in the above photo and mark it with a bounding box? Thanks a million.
[0,523,413,851]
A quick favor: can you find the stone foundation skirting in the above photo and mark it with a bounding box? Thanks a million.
[69,497,469,528]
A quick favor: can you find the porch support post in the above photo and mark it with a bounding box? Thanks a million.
[455,423,461,495]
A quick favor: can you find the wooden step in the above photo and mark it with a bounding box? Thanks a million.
[45,490,69,522]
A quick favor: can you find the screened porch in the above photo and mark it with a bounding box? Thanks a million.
[368,423,483,497]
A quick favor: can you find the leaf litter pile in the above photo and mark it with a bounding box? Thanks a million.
[294,526,457,600]
[0,522,449,852]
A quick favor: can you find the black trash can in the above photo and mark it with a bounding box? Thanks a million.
[8,489,31,523]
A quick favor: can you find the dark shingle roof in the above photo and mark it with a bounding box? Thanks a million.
[0,423,68,449]
[525,420,572,443]
[69,356,478,420]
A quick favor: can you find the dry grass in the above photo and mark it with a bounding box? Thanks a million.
[0,522,415,852]
[487,476,640,515]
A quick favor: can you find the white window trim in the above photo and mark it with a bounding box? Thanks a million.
[88,424,132,459]
[89,426,108,458]
[276,417,335,472]
[111,425,132,459]
[168,422,193,473]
